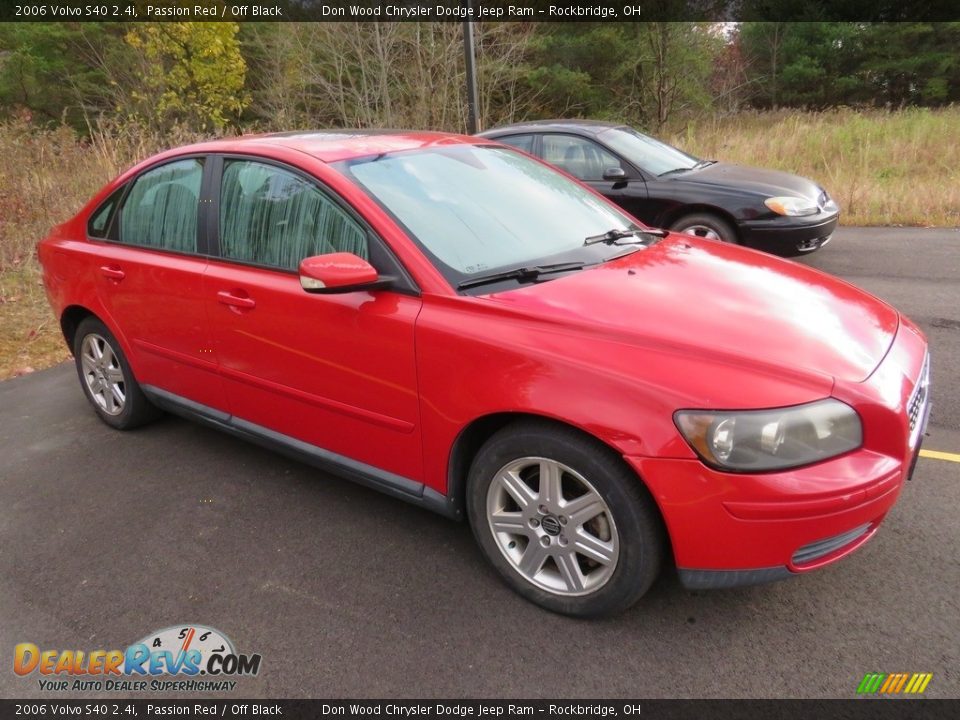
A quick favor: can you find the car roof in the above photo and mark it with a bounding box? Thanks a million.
[477,120,627,138]
[159,130,491,164]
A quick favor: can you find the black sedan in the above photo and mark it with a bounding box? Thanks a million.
[478,120,839,256]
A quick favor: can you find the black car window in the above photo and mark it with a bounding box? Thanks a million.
[496,134,535,153]
[600,127,699,176]
[118,158,203,253]
[219,159,368,271]
[542,135,623,182]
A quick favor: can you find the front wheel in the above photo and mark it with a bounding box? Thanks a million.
[73,317,160,430]
[466,421,664,617]
[670,212,738,244]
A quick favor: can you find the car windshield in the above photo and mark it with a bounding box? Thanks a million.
[337,145,641,282]
[600,127,700,176]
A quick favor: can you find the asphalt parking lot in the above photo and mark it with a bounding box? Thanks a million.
[1,227,958,699]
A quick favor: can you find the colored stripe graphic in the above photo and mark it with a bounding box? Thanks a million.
[880,674,897,693]
[857,673,884,694]
[894,674,909,693]
[858,672,932,694]
[888,673,908,693]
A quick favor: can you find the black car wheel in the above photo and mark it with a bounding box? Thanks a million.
[466,420,664,617]
[670,213,738,244]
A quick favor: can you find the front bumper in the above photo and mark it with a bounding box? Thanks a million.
[630,451,904,589]
[740,212,839,256]
[629,319,930,590]
[675,517,880,589]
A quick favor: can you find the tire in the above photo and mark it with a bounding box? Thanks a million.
[73,317,161,430]
[670,212,738,244]
[466,420,664,617]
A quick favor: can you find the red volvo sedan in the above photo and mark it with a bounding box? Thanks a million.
[37,131,930,616]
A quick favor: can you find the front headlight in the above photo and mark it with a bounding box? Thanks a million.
[764,196,819,217]
[674,399,862,472]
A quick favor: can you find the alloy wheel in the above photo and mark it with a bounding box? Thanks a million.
[485,456,619,596]
[80,333,126,416]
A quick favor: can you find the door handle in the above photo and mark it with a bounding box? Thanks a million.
[100,265,125,281]
[217,290,256,309]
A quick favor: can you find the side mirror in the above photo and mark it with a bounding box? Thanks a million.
[602,167,628,182]
[299,252,381,293]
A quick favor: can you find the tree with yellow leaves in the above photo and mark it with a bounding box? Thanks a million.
[124,22,249,132]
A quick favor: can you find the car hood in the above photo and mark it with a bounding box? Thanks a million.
[485,237,898,385]
[670,162,823,201]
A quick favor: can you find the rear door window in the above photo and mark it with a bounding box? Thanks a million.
[118,158,203,252]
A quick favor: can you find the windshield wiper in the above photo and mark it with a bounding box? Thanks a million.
[457,261,586,290]
[658,166,696,177]
[583,227,666,246]
[693,159,716,169]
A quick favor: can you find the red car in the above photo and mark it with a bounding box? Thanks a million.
[38,131,930,616]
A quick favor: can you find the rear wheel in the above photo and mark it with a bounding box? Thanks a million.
[466,421,664,617]
[73,317,160,430]
[670,212,738,244]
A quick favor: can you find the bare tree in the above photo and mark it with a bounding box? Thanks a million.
[243,21,535,133]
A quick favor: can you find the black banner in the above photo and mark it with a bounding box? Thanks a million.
[2,700,957,719]
[3,0,960,23]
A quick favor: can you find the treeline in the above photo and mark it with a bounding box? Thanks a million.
[1,21,959,136]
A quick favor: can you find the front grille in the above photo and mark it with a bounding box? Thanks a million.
[907,354,931,449]
[797,234,832,252]
[792,523,872,566]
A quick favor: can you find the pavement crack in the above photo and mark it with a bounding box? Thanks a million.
[930,317,960,331]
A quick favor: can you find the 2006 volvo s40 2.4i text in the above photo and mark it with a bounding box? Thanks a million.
[38,131,930,616]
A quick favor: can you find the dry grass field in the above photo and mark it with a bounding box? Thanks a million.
[665,107,960,228]
[1,108,958,379]
[0,121,198,379]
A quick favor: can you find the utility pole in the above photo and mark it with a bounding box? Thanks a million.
[462,1,479,134]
